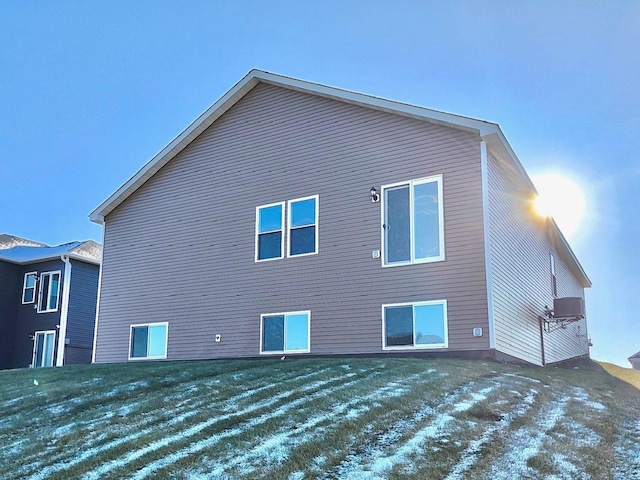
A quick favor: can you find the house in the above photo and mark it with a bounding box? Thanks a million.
[0,234,101,369]
[629,352,640,370]
[89,70,591,366]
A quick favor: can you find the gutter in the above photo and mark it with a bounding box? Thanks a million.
[56,255,72,367]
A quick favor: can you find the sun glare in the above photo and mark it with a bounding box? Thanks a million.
[531,173,587,240]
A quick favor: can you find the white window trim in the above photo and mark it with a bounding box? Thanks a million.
[32,330,56,368]
[259,310,311,355]
[22,271,37,304]
[287,195,319,258]
[550,253,558,298]
[255,201,285,262]
[381,299,448,350]
[128,322,169,361]
[37,271,62,313]
[381,175,445,267]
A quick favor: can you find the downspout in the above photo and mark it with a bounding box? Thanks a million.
[538,316,546,366]
[56,255,72,367]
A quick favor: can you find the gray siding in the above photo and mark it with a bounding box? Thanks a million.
[65,260,99,365]
[0,262,20,369]
[95,83,490,363]
[487,151,588,365]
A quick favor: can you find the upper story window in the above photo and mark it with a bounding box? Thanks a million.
[22,272,37,304]
[550,254,558,297]
[129,322,168,360]
[255,195,319,261]
[288,195,318,257]
[382,175,444,266]
[37,271,61,313]
[382,300,448,350]
[256,202,285,261]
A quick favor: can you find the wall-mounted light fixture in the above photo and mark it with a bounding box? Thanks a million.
[370,187,380,203]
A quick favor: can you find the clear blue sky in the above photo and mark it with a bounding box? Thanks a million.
[1,1,638,367]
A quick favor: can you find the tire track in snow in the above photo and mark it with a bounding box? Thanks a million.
[21,367,334,480]
[127,369,385,480]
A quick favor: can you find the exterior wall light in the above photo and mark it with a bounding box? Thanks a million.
[370,187,380,203]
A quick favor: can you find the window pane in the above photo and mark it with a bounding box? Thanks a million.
[263,316,284,352]
[290,226,316,256]
[414,304,446,345]
[44,333,55,366]
[25,274,36,288]
[385,306,413,346]
[413,181,441,260]
[258,232,282,260]
[285,314,309,351]
[148,325,167,357]
[39,275,50,311]
[291,198,316,227]
[131,326,149,358]
[385,186,411,263]
[23,287,35,303]
[49,274,60,310]
[259,205,282,233]
[34,334,44,367]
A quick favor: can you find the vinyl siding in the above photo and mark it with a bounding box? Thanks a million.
[64,260,99,365]
[95,83,490,363]
[487,151,588,365]
[0,262,19,369]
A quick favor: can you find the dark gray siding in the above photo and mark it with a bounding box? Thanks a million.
[64,260,99,365]
[0,261,20,369]
[95,83,490,363]
[12,260,64,368]
[487,151,588,365]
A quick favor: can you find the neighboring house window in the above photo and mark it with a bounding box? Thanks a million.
[22,272,37,304]
[382,175,444,266]
[382,300,448,349]
[550,254,558,297]
[255,195,319,261]
[256,202,285,261]
[288,195,318,257]
[37,271,61,313]
[32,330,56,367]
[129,323,168,360]
[261,311,310,354]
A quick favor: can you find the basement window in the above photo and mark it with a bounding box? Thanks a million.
[22,272,37,304]
[383,300,448,349]
[382,175,444,266]
[261,311,310,354]
[37,271,61,313]
[129,323,168,360]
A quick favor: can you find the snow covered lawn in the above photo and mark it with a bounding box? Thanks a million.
[0,358,637,479]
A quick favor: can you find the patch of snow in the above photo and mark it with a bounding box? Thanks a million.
[341,364,351,370]
[613,419,640,480]
[452,386,496,412]
[571,387,607,412]
[288,472,304,480]
[550,453,589,480]
[53,422,77,437]
[503,373,542,383]
[47,404,68,415]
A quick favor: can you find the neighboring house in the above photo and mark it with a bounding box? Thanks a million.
[629,351,640,370]
[90,70,591,367]
[0,234,101,369]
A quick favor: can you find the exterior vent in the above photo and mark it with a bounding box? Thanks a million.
[553,297,585,319]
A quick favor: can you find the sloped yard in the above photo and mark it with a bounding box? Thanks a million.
[0,357,638,479]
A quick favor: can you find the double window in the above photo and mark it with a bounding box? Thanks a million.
[129,322,168,360]
[22,272,37,304]
[256,195,318,261]
[382,176,444,266]
[382,300,448,349]
[260,311,310,354]
[37,271,61,313]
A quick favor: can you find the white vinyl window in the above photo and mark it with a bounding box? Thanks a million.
[32,330,56,367]
[382,175,444,266]
[256,202,285,261]
[129,322,168,360]
[550,254,558,297]
[37,271,61,313]
[260,311,311,354]
[22,272,37,304]
[382,300,448,349]
[287,195,319,257]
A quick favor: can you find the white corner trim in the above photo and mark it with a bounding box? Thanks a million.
[91,226,106,363]
[480,140,496,349]
[56,256,72,367]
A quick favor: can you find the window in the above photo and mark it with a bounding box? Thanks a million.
[550,255,556,295]
[256,202,285,261]
[261,311,310,354]
[288,196,318,257]
[255,195,319,261]
[129,323,168,360]
[382,175,444,266]
[37,271,61,313]
[32,331,56,367]
[22,272,37,304]
[382,300,448,349]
